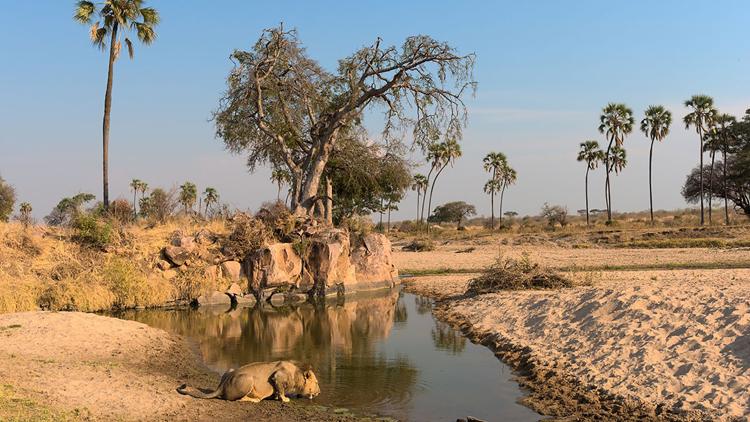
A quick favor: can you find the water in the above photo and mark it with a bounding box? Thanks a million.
[113,289,539,422]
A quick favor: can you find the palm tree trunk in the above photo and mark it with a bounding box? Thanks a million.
[421,167,435,224]
[708,150,715,225]
[416,191,420,223]
[387,206,391,232]
[698,127,705,225]
[427,164,447,234]
[723,147,729,225]
[277,184,281,201]
[649,139,654,224]
[585,166,590,226]
[325,176,333,225]
[604,137,613,222]
[102,23,119,212]
[490,191,495,230]
[133,189,137,220]
[499,184,506,224]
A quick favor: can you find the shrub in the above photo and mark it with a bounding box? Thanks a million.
[465,253,573,295]
[540,203,568,227]
[104,258,154,309]
[255,201,296,240]
[0,177,16,222]
[221,212,270,259]
[72,214,112,249]
[340,215,373,237]
[401,238,435,252]
[140,188,176,223]
[108,198,134,224]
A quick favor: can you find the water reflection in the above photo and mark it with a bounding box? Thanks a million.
[114,289,538,422]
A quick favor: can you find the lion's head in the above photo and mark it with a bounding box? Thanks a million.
[299,369,320,399]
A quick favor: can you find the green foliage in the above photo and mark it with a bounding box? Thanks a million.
[428,201,476,226]
[178,182,197,213]
[104,258,149,309]
[0,177,15,222]
[72,214,112,249]
[44,193,95,226]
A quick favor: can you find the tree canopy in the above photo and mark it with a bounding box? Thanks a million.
[214,25,475,216]
[428,201,476,227]
[0,177,16,222]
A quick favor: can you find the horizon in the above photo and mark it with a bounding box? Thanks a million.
[1,1,749,220]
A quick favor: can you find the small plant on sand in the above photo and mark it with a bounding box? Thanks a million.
[465,252,573,295]
[401,238,435,252]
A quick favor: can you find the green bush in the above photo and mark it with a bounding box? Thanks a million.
[72,215,112,249]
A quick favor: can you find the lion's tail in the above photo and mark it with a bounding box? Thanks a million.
[176,384,222,399]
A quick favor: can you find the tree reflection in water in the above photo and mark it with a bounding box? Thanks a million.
[431,320,467,354]
[115,288,418,410]
[414,295,433,315]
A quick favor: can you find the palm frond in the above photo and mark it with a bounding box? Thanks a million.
[125,37,134,59]
[92,27,108,50]
[134,22,157,44]
[74,1,97,24]
[140,7,160,25]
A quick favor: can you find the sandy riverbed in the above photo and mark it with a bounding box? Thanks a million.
[405,268,750,420]
[0,311,356,421]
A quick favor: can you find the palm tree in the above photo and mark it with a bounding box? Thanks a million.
[483,179,502,229]
[411,174,428,224]
[129,178,142,219]
[138,181,149,204]
[598,103,634,222]
[74,1,159,212]
[482,152,507,229]
[203,187,219,216]
[421,143,442,223]
[713,114,737,225]
[640,106,672,224]
[684,95,717,225]
[608,146,627,186]
[179,182,197,214]
[497,165,517,224]
[270,169,289,201]
[426,141,462,229]
[576,140,605,226]
[19,202,33,229]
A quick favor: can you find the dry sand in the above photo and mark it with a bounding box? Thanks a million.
[0,311,355,421]
[405,269,750,419]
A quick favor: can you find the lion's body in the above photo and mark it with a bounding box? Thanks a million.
[177,360,320,403]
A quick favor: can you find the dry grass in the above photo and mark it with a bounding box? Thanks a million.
[465,253,574,295]
[0,384,82,422]
[0,219,231,314]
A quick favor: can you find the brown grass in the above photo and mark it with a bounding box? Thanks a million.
[465,253,574,295]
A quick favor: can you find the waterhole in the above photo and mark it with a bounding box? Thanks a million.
[114,289,538,421]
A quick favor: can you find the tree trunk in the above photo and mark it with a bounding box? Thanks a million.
[387,206,391,232]
[585,166,590,226]
[698,127,705,225]
[133,189,137,220]
[416,191,420,223]
[649,139,654,224]
[295,135,336,216]
[102,23,119,212]
[325,176,333,225]
[421,166,435,224]
[723,147,729,225]
[604,138,613,223]
[490,190,495,230]
[277,184,281,201]
[426,164,447,234]
[498,184,506,225]
[708,150,715,225]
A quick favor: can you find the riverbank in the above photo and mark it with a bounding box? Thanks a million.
[0,311,357,421]
[404,268,750,420]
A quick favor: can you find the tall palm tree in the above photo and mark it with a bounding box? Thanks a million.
[421,143,443,223]
[497,165,517,224]
[713,114,737,225]
[411,174,428,223]
[203,187,219,216]
[129,178,142,219]
[179,182,197,214]
[640,106,672,223]
[598,103,634,223]
[19,202,33,229]
[138,181,149,203]
[684,95,717,225]
[576,140,605,226]
[74,1,159,212]
[426,141,462,229]
[484,178,502,229]
[483,152,507,229]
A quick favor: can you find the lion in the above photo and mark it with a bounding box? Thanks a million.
[177,360,320,403]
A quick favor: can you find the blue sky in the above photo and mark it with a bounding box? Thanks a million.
[1,0,748,219]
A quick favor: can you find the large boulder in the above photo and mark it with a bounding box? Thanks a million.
[350,233,399,289]
[221,261,243,281]
[244,243,310,294]
[163,245,191,267]
[195,291,232,306]
[305,228,356,296]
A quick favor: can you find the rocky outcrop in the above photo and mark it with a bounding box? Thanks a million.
[244,243,310,295]
[350,233,398,289]
[163,245,191,267]
[220,261,242,281]
[305,229,356,295]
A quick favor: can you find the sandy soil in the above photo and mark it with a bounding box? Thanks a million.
[394,243,750,272]
[405,269,750,420]
[0,311,356,421]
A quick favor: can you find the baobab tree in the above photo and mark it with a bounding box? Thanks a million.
[640,106,672,223]
[684,95,717,225]
[576,140,605,226]
[74,1,159,211]
[214,25,476,218]
[482,151,507,229]
[598,103,634,222]
[411,174,428,223]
